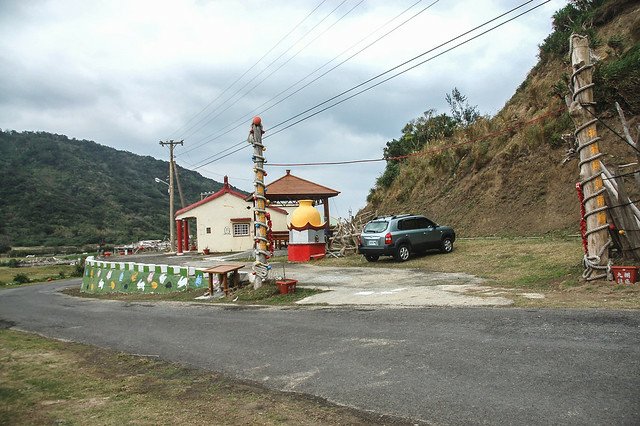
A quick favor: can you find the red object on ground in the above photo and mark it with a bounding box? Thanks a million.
[610,266,638,285]
[276,279,298,294]
[288,243,325,262]
[103,252,111,257]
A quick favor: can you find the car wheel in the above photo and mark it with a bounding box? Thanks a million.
[441,237,453,253]
[394,244,410,262]
[365,254,379,262]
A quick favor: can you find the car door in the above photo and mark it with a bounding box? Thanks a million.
[398,218,426,250]
[417,217,441,249]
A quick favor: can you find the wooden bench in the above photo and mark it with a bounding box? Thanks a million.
[202,264,245,296]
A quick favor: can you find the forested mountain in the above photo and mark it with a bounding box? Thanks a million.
[0,131,228,247]
[362,0,640,236]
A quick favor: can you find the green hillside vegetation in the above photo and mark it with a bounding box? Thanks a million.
[0,131,231,248]
[363,0,640,237]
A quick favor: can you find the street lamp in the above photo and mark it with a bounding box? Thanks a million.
[154,177,169,192]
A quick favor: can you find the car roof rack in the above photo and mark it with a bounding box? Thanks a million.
[391,214,412,219]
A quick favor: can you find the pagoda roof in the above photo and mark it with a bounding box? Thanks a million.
[263,170,340,201]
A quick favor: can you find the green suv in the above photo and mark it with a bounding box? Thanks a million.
[357,214,455,262]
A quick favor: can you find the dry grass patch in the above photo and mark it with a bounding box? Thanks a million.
[320,237,640,309]
[0,329,413,425]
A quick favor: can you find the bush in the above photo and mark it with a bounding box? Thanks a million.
[7,258,20,268]
[13,273,30,284]
[72,257,86,277]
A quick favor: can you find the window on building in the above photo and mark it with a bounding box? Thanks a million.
[206,227,211,234]
[233,223,249,237]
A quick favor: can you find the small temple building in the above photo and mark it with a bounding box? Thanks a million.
[263,169,340,240]
[174,171,339,257]
[174,177,288,254]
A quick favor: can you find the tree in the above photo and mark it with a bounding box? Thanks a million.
[445,88,480,127]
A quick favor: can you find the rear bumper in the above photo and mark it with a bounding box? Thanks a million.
[358,244,395,256]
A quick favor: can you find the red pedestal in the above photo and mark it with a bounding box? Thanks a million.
[176,220,183,254]
[183,220,189,252]
[288,243,325,262]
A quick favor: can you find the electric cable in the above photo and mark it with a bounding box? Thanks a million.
[167,0,328,140]
[178,0,435,157]
[265,0,549,139]
[582,106,640,156]
[177,0,350,142]
[191,0,547,170]
[266,106,564,167]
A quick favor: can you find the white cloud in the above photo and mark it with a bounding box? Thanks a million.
[0,0,565,214]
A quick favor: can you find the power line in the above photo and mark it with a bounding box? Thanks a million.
[191,0,547,170]
[582,106,640,156]
[177,0,351,142]
[602,169,640,180]
[267,0,542,134]
[178,0,436,158]
[265,106,564,167]
[166,0,328,140]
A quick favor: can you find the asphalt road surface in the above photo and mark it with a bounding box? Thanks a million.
[1,280,639,425]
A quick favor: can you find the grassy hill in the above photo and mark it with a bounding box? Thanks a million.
[362,0,640,237]
[0,130,228,248]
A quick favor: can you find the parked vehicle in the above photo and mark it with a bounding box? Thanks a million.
[357,214,455,262]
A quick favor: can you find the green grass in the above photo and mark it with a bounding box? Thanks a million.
[0,329,408,425]
[64,281,324,306]
[321,237,584,289]
[0,265,78,287]
[320,237,640,309]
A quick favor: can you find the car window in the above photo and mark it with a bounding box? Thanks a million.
[416,218,435,229]
[398,218,418,230]
[364,221,388,233]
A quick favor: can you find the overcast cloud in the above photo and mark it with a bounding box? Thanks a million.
[0,0,564,217]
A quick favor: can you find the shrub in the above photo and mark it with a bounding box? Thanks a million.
[72,257,86,277]
[13,273,30,284]
[7,258,20,268]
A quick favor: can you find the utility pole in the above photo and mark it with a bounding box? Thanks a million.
[568,34,610,280]
[159,139,183,252]
[173,161,186,209]
[249,117,270,289]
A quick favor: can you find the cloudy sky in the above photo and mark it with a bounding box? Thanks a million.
[0,0,565,218]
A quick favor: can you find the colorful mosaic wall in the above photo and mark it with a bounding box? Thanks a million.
[81,257,207,294]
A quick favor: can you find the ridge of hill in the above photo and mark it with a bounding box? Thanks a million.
[362,0,640,237]
[0,130,232,248]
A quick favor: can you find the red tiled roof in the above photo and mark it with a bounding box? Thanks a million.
[176,182,287,218]
[264,170,340,201]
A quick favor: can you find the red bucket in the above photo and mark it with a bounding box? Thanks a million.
[610,266,638,285]
[276,279,298,294]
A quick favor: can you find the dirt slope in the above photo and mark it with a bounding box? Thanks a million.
[362,0,640,237]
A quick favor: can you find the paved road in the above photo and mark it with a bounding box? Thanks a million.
[1,280,639,425]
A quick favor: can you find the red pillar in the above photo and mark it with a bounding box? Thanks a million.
[183,220,189,252]
[176,220,183,254]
